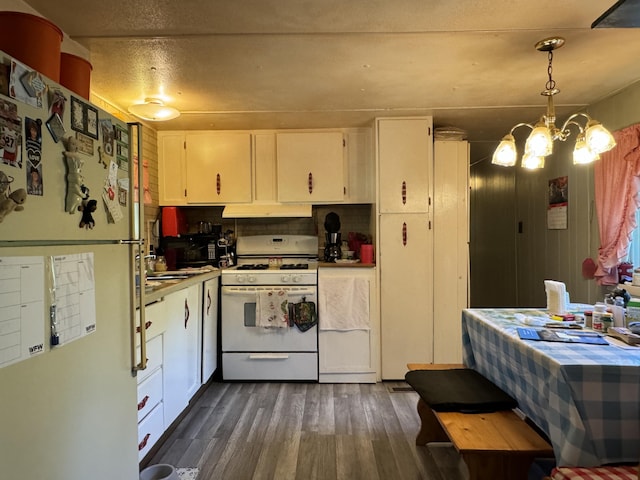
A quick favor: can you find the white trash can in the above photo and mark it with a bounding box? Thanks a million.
[139,464,179,480]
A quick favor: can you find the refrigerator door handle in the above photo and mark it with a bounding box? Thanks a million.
[130,123,149,376]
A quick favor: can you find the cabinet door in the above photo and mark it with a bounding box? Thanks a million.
[318,267,379,383]
[276,132,345,203]
[433,140,469,364]
[158,132,187,205]
[185,132,252,204]
[202,277,219,383]
[377,118,432,213]
[253,133,277,203]
[344,130,374,203]
[379,213,433,379]
[163,284,202,426]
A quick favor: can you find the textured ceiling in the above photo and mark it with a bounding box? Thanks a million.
[19,0,640,162]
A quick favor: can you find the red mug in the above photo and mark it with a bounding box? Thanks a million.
[360,244,374,264]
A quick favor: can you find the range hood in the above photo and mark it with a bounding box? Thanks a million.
[222,203,312,218]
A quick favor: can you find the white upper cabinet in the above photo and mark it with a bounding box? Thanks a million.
[185,132,252,204]
[158,132,187,206]
[276,131,345,203]
[344,129,374,203]
[377,118,432,213]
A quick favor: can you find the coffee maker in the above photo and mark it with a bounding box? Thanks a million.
[323,212,342,262]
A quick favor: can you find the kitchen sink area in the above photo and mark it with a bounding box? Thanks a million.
[140,269,220,302]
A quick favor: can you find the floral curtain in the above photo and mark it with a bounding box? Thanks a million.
[594,124,640,285]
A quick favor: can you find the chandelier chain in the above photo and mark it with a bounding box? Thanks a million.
[546,50,556,92]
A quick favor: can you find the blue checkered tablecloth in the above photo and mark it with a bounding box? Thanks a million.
[461,308,640,467]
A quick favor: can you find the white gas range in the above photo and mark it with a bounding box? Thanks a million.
[221,235,319,381]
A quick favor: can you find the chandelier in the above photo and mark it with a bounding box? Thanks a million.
[491,37,616,169]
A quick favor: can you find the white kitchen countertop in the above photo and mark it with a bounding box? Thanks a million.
[139,269,221,306]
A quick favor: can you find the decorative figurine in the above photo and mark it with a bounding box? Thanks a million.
[62,136,87,214]
[0,188,26,222]
[79,197,97,229]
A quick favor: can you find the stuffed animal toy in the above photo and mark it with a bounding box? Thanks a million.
[0,188,26,223]
[79,198,97,229]
[62,136,86,214]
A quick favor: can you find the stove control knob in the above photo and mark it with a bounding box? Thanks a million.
[281,274,291,283]
[247,275,257,283]
[292,275,302,283]
[236,275,246,283]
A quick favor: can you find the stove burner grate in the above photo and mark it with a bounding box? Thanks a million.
[236,264,269,270]
[280,264,309,270]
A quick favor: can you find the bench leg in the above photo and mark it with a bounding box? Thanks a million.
[462,452,535,480]
[415,398,449,445]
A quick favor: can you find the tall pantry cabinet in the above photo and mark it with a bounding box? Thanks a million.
[375,117,469,379]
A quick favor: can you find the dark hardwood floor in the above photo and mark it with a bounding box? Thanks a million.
[148,380,469,480]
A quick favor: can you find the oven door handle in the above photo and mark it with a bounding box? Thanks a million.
[221,286,316,296]
[248,354,290,360]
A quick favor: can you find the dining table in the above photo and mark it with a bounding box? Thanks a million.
[461,307,640,468]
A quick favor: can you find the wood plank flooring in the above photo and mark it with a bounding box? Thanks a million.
[148,381,469,480]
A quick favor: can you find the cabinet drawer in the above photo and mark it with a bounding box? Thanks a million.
[138,402,164,462]
[135,299,167,347]
[223,352,318,380]
[137,368,163,422]
[136,334,163,384]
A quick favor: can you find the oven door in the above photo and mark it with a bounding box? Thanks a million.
[221,285,318,352]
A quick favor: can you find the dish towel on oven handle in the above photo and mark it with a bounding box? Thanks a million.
[319,277,370,330]
[256,289,290,328]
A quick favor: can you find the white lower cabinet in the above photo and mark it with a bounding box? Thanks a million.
[137,402,164,462]
[135,274,220,463]
[201,277,219,383]
[379,213,433,379]
[163,284,202,427]
[318,267,379,383]
[137,368,163,423]
[223,352,318,380]
[136,334,164,461]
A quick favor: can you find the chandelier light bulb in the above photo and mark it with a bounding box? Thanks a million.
[584,120,616,154]
[521,151,545,170]
[491,134,518,166]
[573,134,600,165]
[524,122,553,157]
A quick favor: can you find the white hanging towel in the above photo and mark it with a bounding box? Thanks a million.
[256,289,290,328]
[319,277,370,330]
[544,280,567,315]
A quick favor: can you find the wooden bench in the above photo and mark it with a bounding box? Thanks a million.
[407,363,554,480]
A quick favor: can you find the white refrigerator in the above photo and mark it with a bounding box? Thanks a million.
[0,51,144,480]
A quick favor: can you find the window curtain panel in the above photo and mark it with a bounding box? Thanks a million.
[594,124,640,285]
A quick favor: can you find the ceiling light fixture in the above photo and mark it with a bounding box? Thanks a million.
[128,97,180,121]
[491,37,616,169]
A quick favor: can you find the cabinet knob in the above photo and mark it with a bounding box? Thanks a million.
[308,172,313,194]
[402,222,407,246]
[184,299,190,328]
[216,173,221,195]
[206,290,212,314]
[402,181,407,204]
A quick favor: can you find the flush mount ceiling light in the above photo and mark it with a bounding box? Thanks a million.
[491,37,616,170]
[128,97,180,121]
